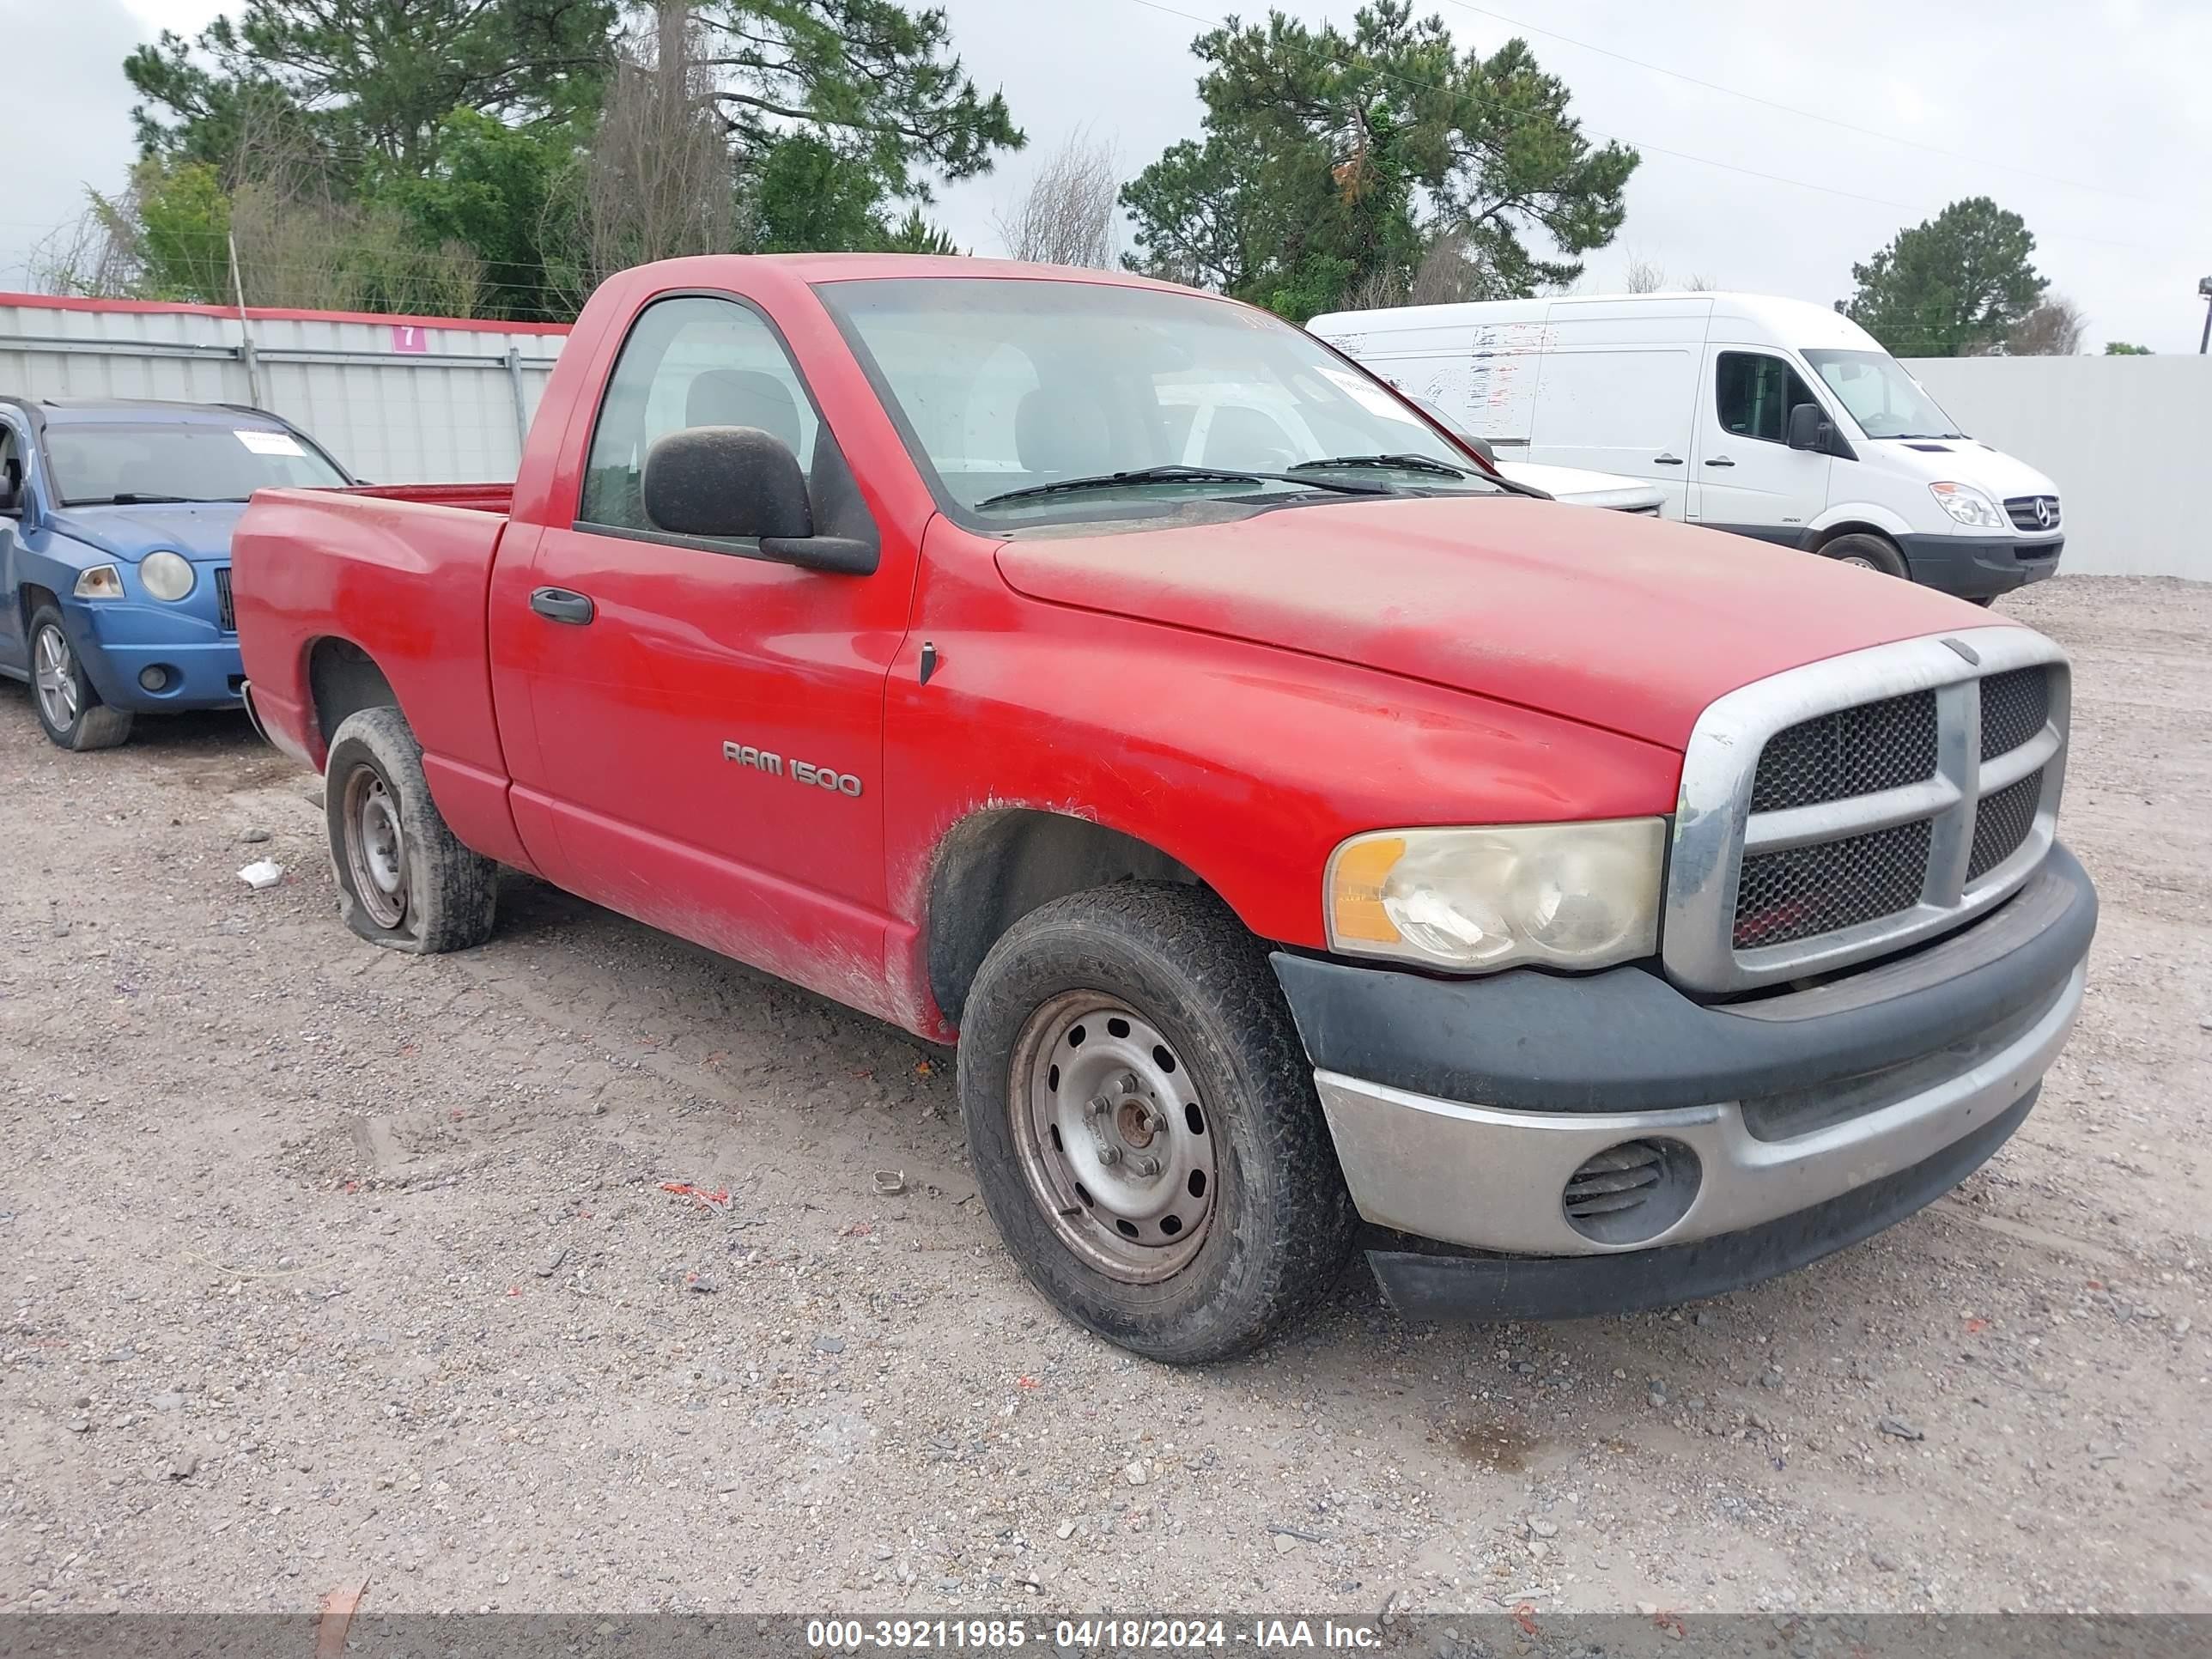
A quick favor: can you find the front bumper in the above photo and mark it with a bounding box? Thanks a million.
[62,599,243,713]
[1896,532,2063,598]
[1271,843,2096,1319]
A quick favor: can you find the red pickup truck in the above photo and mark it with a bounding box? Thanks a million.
[234,255,2095,1362]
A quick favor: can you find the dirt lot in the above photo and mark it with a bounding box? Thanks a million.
[2,575,2208,1619]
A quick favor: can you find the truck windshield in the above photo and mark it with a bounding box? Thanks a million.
[46,422,348,506]
[1800,349,1965,441]
[817,277,1502,523]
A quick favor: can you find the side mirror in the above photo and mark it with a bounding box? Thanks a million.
[1785,402,1826,453]
[642,426,875,574]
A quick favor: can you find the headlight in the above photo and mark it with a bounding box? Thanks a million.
[73,564,125,599]
[139,550,197,601]
[1326,819,1667,973]
[1929,482,2005,528]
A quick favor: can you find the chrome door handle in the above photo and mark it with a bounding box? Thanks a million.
[1704,456,1735,467]
[1653,453,1684,465]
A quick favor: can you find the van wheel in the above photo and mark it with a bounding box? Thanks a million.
[957,883,1358,1364]
[27,606,132,751]
[1819,533,1910,580]
[324,707,497,954]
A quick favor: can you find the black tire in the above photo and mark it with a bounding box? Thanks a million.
[957,882,1358,1363]
[323,707,497,954]
[26,605,132,751]
[1818,532,1911,580]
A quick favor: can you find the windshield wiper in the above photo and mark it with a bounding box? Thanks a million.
[64,492,228,506]
[1289,452,1468,478]
[976,464,1391,509]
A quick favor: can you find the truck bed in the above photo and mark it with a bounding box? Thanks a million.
[233,484,526,867]
[343,482,515,514]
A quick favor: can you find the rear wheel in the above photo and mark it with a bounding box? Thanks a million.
[1818,532,1910,580]
[27,605,132,751]
[958,883,1357,1363]
[324,707,497,953]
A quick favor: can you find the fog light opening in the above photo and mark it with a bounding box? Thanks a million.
[138,665,174,693]
[1562,1138,1701,1245]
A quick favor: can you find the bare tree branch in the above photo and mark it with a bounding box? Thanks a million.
[995,128,1121,268]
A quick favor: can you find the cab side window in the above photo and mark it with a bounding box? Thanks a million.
[578,296,819,536]
[1715,352,1820,445]
[0,425,21,511]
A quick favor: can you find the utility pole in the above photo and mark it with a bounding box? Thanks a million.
[228,228,264,407]
[2199,276,2212,355]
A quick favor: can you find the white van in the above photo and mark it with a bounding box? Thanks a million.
[1309,292,2064,601]
[1154,380,1666,514]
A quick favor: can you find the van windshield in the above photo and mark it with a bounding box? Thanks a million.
[1801,349,1965,441]
[816,277,1503,525]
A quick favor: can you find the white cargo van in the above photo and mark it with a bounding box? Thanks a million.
[1309,292,2065,601]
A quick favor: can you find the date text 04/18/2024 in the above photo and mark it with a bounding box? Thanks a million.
[805,1620,1383,1651]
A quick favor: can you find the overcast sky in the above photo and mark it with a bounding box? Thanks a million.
[9,0,2206,352]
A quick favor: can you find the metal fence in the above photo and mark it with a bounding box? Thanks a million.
[6,294,2198,585]
[0,293,565,484]
[1901,354,2209,581]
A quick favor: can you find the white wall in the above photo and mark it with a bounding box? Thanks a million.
[1900,355,2209,580]
[0,295,563,484]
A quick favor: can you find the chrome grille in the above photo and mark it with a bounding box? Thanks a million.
[1747,690,1937,812]
[215,566,235,632]
[1734,818,1932,949]
[1967,768,2044,882]
[1666,630,2069,994]
[1978,667,2049,760]
[2004,495,2061,532]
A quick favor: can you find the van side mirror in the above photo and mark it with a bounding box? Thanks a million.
[642,427,875,574]
[1785,403,1826,453]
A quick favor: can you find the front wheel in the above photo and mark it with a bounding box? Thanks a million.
[957,883,1357,1363]
[27,605,131,751]
[324,707,498,953]
[1818,532,1911,580]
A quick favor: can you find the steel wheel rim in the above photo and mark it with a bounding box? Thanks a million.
[33,624,79,731]
[1009,991,1217,1283]
[1838,554,1878,570]
[343,764,409,929]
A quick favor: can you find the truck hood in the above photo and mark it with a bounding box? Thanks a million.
[995,495,2007,750]
[45,502,246,563]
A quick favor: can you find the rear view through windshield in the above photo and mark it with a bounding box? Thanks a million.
[816,277,1501,523]
[46,422,349,505]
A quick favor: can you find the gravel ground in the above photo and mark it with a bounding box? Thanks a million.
[2,575,2207,1619]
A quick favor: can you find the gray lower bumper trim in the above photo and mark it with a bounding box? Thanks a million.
[1315,963,2083,1256]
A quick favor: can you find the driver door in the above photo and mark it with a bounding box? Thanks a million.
[495,294,914,996]
[1690,348,1832,540]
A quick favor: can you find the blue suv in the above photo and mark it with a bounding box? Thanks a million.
[0,397,354,749]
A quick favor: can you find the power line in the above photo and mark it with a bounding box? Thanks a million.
[1436,0,2172,211]
[1118,0,2179,258]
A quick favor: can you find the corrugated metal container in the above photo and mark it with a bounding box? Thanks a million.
[0,293,566,483]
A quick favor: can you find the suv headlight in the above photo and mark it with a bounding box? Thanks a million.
[139,550,197,601]
[1929,481,2005,528]
[1326,819,1667,973]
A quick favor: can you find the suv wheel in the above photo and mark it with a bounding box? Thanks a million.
[27,605,131,750]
